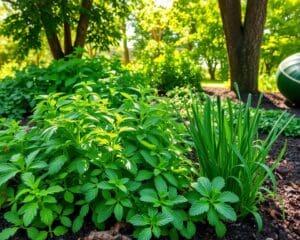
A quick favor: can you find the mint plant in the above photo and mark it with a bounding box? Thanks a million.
[189,177,239,237]
[129,208,173,240]
[0,84,192,239]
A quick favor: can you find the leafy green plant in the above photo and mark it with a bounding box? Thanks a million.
[258,109,300,137]
[134,46,202,93]
[129,208,173,240]
[0,56,147,119]
[0,84,192,239]
[188,177,239,237]
[185,94,293,229]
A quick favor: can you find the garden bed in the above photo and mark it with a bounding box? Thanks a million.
[0,88,299,240]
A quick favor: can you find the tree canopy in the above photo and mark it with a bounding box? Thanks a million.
[1,0,134,59]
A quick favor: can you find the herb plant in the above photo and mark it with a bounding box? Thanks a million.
[188,177,239,237]
[0,84,192,239]
[186,94,293,229]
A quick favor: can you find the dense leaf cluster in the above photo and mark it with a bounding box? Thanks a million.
[0,56,146,119]
[0,59,292,239]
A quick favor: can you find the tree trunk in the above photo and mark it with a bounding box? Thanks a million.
[64,22,73,55]
[122,21,130,65]
[74,0,93,50]
[39,3,64,60]
[218,0,268,93]
[40,17,64,60]
[206,59,217,81]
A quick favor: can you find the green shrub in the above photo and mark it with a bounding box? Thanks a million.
[134,47,202,93]
[0,85,194,240]
[0,56,147,119]
[185,94,292,230]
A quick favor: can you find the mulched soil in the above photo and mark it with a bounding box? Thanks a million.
[1,88,299,240]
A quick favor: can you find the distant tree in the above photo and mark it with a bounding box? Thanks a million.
[218,0,268,93]
[261,0,300,75]
[170,0,228,81]
[1,0,133,59]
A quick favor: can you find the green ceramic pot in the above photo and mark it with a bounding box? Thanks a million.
[276,53,300,105]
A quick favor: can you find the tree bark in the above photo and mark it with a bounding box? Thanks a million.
[64,22,73,55]
[122,21,130,65]
[40,14,64,60]
[74,0,93,50]
[218,0,268,93]
[38,1,64,60]
[206,59,217,81]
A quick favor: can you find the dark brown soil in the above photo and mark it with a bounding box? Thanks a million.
[1,88,299,240]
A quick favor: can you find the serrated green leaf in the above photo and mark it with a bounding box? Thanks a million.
[172,195,187,205]
[140,189,158,203]
[61,216,72,227]
[53,226,68,236]
[4,211,21,225]
[64,191,74,203]
[36,231,48,240]
[96,204,113,223]
[185,221,196,239]
[140,150,157,167]
[129,215,148,226]
[154,175,168,193]
[135,170,153,181]
[23,194,35,203]
[0,170,20,187]
[0,227,18,240]
[105,198,117,205]
[98,181,113,190]
[27,227,39,239]
[219,191,239,203]
[156,212,173,226]
[207,207,219,226]
[211,177,225,191]
[48,155,68,175]
[80,204,89,217]
[21,172,35,188]
[193,177,211,197]
[138,227,152,240]
[25,150,40,166]
[127,181,141,191]
[214,202,237,221]
[189,200,209,216]
[85,188,98,202]
[40,208,54,226]
[215,221,226,238]
[43,195,57,203]
[120,198,132,208]
[152,226,161,238]
[114,203,123,221]
[22,202,38,226]
[163,172,178,187]
[72,216,83,233]
[46,185,64,194]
